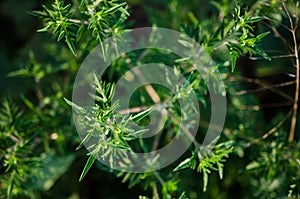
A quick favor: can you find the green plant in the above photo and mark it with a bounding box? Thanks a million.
[0,0,299,198]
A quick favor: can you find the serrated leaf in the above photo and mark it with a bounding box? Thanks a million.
[79,155,96,182]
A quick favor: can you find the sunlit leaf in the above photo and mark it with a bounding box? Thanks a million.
[79,155,97,182]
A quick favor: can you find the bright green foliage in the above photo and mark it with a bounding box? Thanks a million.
[174,140,233,192]
[31,0,129,56]
[32,0,79,56]
[246,140,300,198]
[0,98,40,198]
[65,78,153,178]
[1,0,300,198]
[0,59,77,198]
[180,1,271,72]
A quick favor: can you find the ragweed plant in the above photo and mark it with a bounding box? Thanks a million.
[0,0,299,198]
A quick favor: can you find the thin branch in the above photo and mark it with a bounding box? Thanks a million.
[128,50,162,104]
[151,182,160,199]
[228,76,294,102]
[235,80,296,95]
[279,22,293,32]
[127,50,164,154]
[9,134,21,144]
[151,108,168,152]
[67,18,89,25]
[167,110,202,149]
[282,1,300,142]
[131,68,161,104]
[262,108,293,139]
[282,1,294,31]
[153,171,165,185]
[249,54,295,60]
[239,101,293,111]
[263,21,294,52]
[119,106,149,114]
[35,77,45,109]
[294,1,299,30]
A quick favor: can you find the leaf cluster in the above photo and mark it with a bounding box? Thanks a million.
[32,0,129,56]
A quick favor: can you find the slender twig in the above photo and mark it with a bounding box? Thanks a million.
[151,182,160,199]
[119,106,149,114]
[132,68,161,104]
[153,171,165,185]
[239,101,293,111]
[8,134,21,144]
[262,20,294,52]
[167,110,202,149]
[68,18,89,25]
[249,54,295,60]
[127,50,166,154]
[282,1,299,142]
[35,77,45,109]
[151,130,162,152]
[262,108,293,139]
[228,76,294,101]
[282,1,295,30]
[235,80,295,95]
[151,108,168,152]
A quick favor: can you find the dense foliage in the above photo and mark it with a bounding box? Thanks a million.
[0,0,299,198]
